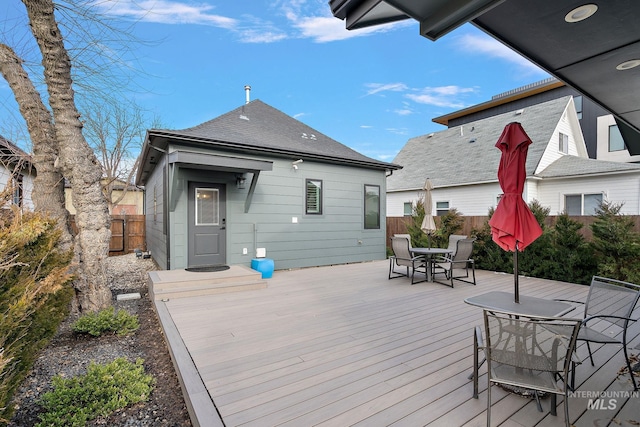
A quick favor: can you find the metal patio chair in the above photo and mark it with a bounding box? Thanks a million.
[556,276,640,390]
[475,309,581,427]
[431,237,476,287]
[388,236,427,285]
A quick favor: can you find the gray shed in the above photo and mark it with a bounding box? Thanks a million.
[136,99,401,271]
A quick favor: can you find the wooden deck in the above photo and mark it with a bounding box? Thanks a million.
[151,260,640,427]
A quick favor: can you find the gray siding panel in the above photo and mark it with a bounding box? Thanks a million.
[145,156,167,270]
[159,146,389,271]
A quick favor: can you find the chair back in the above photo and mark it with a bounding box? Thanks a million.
[391,236,413,267]
[447,234,467,253]
[451,238,475,262]
[584,276,640,328]
[393,234,413,250]
[483,309,581,393]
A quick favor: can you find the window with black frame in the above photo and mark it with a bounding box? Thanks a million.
[305,179,322,215]
[364,184,380,229]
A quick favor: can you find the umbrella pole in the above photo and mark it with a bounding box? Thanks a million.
[514,242,519,304]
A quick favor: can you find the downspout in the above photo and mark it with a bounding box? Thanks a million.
[147,142,171,270]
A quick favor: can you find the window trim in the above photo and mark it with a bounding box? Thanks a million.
[305,178,323,215]
[608,124,625,152]
[564,193,603,215]
[195,187,219,226]
[559,132,569,154]
[436,200,450,216]
[403,202,413,216]
[364,184,380,229]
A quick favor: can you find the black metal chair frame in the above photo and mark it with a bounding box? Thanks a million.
[555,276,640,391]
[431,237,476,287]
[388,236,427,285]
[474,310,581,427]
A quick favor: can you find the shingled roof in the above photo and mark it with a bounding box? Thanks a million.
[537,155,640,178]
[148,100,400,171]
[387,97,573,191]
[0,135,31,167]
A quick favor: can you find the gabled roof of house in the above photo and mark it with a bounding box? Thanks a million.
[537,155,640,178]
[387,96,572,191]
[143,99,400,173]
[0,135,31,168]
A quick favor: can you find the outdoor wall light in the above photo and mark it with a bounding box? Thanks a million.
[292,159,303,170]
[236,174,247,189]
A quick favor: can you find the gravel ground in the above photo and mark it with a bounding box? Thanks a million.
[8,253,192,427]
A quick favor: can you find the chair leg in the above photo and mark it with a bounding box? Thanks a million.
[549,392,556,416]
[622,343,638,390]
[486,379,492,427]
[586,342,595,366]
[471,263,476,285]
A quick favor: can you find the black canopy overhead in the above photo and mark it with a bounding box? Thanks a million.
[329,0,640,155]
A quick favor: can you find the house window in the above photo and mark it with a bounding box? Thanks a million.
[565,193,602,215]
[436,201,449,216]
[559,132,569,154]
[609,125,625,152]
[12,175,23,207]
[403,202,412,216]
[305,179,322,215]
[195,188,219,225]
[573,95,583,119]
[364,184,380,229]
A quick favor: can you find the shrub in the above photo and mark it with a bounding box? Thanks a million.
[590,201,640,283]
[0,205,74,422]
[36,358,155,427]
[73,307,139,337]
[406,197,464,249]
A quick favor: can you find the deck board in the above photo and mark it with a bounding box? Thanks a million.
[154,260,640,426]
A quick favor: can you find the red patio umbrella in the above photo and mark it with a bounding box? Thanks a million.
[488,122,543,303]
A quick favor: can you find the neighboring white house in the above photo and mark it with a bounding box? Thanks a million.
[0,135,34,211]
[596,114,640,163]
[387,96,640,219]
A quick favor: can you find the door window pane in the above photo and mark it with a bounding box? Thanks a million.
[364,185,380,229]
[196,188,219,225]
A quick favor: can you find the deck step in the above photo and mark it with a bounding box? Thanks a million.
[148,265,268,300]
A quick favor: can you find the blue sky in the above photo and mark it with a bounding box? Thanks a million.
[1,0,550,162]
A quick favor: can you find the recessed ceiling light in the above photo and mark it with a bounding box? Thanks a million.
[616,59,640,71]
[565,4,598,23]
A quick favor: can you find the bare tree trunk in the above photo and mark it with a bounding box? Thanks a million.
[0,44,73,251]
[22,0,111,311]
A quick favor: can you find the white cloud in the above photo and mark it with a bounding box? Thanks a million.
[93,0,238,28]
[454,33,546,74]
[364,83,409,96]
[405,85,477,108]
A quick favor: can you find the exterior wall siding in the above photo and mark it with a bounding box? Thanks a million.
[537,174,640,215]
[387,182,503,217]
[166,145,389,270]
[144,155,167,270]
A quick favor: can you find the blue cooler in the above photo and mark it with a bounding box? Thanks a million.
[251,258,274,279]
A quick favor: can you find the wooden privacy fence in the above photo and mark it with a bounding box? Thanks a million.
[387,215,640,244]
[70,214,146,256]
